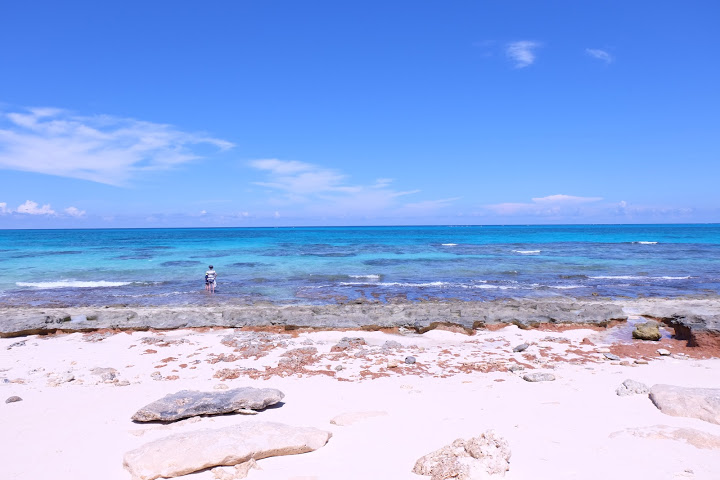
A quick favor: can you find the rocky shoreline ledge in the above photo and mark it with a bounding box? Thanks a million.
[2,297,719,347]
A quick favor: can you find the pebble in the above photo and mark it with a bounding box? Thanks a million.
[5,396,23,403]
[334,365,343,371]
[405,356,416,364]
[604,353,621,361]
[657,349,671,356]
[634,359,649,365]
[387,359,400,368]
[513,343,529,353]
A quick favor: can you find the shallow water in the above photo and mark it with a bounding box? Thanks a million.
[0,224,719,306]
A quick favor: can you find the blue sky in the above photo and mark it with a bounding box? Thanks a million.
[0,0,718,227]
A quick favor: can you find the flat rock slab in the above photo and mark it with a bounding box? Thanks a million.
[523,373,555,382]
[611,425,720,450]
[123,421,331,480]
[330,411,388,426]
[649,384,720,425]
[132,387,284,422]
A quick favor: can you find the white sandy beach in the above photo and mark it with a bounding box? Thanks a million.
[2,317,720,480]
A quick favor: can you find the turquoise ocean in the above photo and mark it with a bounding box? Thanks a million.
[0,225,719,307]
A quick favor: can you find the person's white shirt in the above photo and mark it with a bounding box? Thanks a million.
[206,269,217,282]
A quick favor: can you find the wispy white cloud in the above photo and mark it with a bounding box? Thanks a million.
[485,194,603,216]
[613,200,692,218]
[249,159,421,215]
[586,48,614,64]
[506,41,541,68]
[532,194,603,204]
[64,206,86,217]
[0,106,233,186]
[16,200,56,215]
[1,200,88,217]
[403,197,461,211]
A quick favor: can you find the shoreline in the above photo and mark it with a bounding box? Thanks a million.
[2,296,719,351]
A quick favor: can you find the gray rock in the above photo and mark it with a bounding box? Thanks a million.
[0,298,630,338]
[91,367,118,383]
[507,364,524,373]
[123,421,331,480]
[632,321,662,341]
[522,372,555,382]
[405,356,416,364]
[657,348,671,356]
[331,337,366,351]
[413,430,511,479]
[334,365,343,371]
[131,387,285,422]
[604,353,621,361]
[616,379,649,396]
[5,396,22,403]
[382,340,403,350]
[649,384,720,425]
[513,343,529,353]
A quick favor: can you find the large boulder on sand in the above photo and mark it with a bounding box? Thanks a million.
[413,431,511,479]
[632,321,662,341]
[131,387,284,422]
[649,384,720,425]
[123,421,331,480]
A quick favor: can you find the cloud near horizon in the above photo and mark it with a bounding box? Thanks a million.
[0,106,233,186]
[485,194,603,216]
[1,199,85,217]
[249,159,459,217]
[506,41,541,68]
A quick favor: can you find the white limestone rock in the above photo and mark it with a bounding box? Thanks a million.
[413,430,511,479]
[123,421,331,480]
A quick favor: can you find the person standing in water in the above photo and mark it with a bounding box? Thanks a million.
[205,265,217,293]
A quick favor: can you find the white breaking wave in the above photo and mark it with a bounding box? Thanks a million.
[550,285,584,289]
[590,275,645,280]
[348,275,381,280]
[441,243,458,246]
[340,281,448,287]
[632,241,658,245]
[590,275,690,281]
[513,250,541,255]
[17,280,132,289]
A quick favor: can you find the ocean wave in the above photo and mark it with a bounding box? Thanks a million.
[590,275,690,281]
[337,280,516,290]
[513,250,541,255]
[349,274,381,280]
[340,281,449,287]
[549,285,584,289]
[16,280,132,289]
[590,275,647,280]
[441,243,458,246]
[632,241,658,245]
